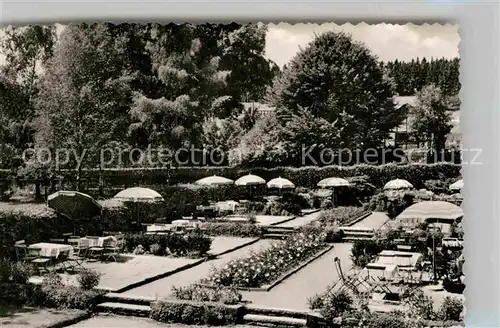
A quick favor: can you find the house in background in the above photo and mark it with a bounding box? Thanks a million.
[386,96,461,149]
[242,102,276,117]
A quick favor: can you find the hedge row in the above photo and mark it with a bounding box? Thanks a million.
[40,162,461,190]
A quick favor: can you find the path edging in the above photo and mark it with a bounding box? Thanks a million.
[40,311,93,328]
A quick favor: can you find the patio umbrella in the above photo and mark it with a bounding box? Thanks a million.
[267,177,294,196]
[267,177,295,189]
[317,177,350,206]
[47,191,102,235]
[383,179,413,190]
[449,179,463,191]
[396,201,464,224]
[114,187,164,202]
[195,175,234,186]
[235,174,266,198]
[113,187,164,225]
[317,177,350,188]
[195,175,234,201]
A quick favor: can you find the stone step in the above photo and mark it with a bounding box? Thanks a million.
[96,302,151,317]
[243,314,307,327]
[245,305,311,319]
[104,292,156,306]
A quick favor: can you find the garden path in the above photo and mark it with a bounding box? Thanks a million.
[122,239,274,299]
[240,242,353,311]
[350,211,389,230]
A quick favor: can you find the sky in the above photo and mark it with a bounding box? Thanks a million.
[0,23,459,68]
[265,23,460,67]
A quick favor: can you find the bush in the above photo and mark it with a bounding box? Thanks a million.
[438,297,463,321]
[150,243,164,256]
[56,163,461,191]
[124,232,212,257]
[77,269,101,290]
[317,207,367,226]
[170,284,242,305]
[0,259,34,284]
[369,192,388,211]
[0,203,59,259]
[319,290,354,322]
[150,299,243,326]
[0,282,44,306]
[200,222,263,238]
[41,284,102,310]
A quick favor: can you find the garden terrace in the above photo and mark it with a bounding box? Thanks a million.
[201,227,328,289]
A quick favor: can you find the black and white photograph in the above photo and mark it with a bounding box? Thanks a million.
[0,22,464,327]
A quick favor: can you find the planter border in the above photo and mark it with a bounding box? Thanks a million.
[198,244,333,292]
[41,311,93,328]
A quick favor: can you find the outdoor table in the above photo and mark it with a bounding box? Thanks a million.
[28,242,74,258]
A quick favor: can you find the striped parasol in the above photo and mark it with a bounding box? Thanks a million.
[396,201,464,222]
[47,191,102,219]
[195,175,234,186]
[235,174,266,186]
[266,177,295,189]
[317,177,350,188]
[114,187,164,202]
[383,179,413,190]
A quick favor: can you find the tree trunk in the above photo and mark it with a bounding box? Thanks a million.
[35,182,41,200]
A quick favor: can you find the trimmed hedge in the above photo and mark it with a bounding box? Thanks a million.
[0,203,59,259]
[199,222,263,238]
[124,232,212,257]
[50,162,460,191]
[150,299,244,326]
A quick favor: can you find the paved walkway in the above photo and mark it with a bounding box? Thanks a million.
[241,243,353,311]
[350,211,389,230]
[123,239,274,299]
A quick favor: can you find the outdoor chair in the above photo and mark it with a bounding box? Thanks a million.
[72,238,90,259]
[49,238,65,244]
[86,236,103,260]
[54,249,74,272]
[103,235,124,262]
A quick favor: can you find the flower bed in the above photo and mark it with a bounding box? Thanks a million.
[124,232,212,257]
[150,299,244,326]
[170,284,242,305]
[202,228,327,288]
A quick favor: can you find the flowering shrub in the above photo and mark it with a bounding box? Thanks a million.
[170,284,242,305]
[77,268,101,290]
[203,229,327,288]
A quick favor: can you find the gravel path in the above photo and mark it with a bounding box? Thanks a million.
[123,239,274,299]
[350,211,389,230]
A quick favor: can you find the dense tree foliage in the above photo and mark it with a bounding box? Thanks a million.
[266,31,406,157]
[383,57,460,96]
[0,23,461,183]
